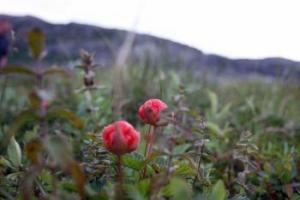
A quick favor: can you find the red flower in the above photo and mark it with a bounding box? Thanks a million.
[138,99,168,125]
[102,120,140,155]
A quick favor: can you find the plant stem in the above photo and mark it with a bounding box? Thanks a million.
[115,155,124,200]
[141,125,155,179]
[0,77,8,136]
[0,77,8,112]
[39,117,48,138]
[147,125,155,157]
[194,142,205,183]
[143,125,151,158]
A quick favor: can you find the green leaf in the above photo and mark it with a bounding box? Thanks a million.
[208,90,218,114]
[217,103,232,120]
[162,177,192,200]
[173,144,191,154]
[209,180,226,200]
[123,154,144,170]
[47,108,84,129]
[245,96,256,115]
[27,27,45,60]
[136,179,151,197]
[174,162,197,177]
[7,137,22,167]
[0,109,39,149]
[0,156,13,168]
[206,121,223,136]
[11,109,39,135]
[127,184,147,200]
[0,65,35,76]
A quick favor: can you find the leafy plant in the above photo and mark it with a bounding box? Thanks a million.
[0,26,299,200]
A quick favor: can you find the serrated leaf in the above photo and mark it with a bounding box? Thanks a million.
[209,180,226,200]
[7,137,22,167]
[47,108,84,129]
[0,65,35,76]
[27,27,45,59]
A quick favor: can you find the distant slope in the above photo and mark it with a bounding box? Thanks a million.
[1,14,300,79]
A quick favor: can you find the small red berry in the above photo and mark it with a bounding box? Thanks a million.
[138,99,168,126]
[102,120,140,155]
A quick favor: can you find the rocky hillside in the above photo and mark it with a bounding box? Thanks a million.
[1,14,300,79]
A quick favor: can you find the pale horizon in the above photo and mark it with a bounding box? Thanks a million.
[1,0,300,61]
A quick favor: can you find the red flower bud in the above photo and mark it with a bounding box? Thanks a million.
[138,99,168,126]
[41,100,50,110]
[102,120,140,155]
[0,21,11,35]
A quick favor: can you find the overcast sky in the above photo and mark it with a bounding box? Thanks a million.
[1,0,300,60]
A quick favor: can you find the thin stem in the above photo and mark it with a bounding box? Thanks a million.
[141,125,155,179]
[39,117,48,138]
[194,142,205,183]
[34,178,47,197]
[0,77,8,112]
[0,77,8,136]
[115,155,124,200]
[50,168,59,198]
[143,125,152,158]
[166,155,173,177]
[147,126,156,157]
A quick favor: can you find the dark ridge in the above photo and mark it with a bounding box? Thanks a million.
[1,14,300,79]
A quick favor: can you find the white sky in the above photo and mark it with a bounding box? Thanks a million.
[1,0,300,60]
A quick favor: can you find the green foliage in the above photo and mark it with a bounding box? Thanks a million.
[7,137,22,168]
[162,177,192,200]
[0,28,299,200]
[47,108,84,130]
[209,180,226,200]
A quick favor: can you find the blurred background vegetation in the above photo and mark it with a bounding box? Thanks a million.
[0,15,299,200]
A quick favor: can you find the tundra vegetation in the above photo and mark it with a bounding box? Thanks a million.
[0,27,300,200]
